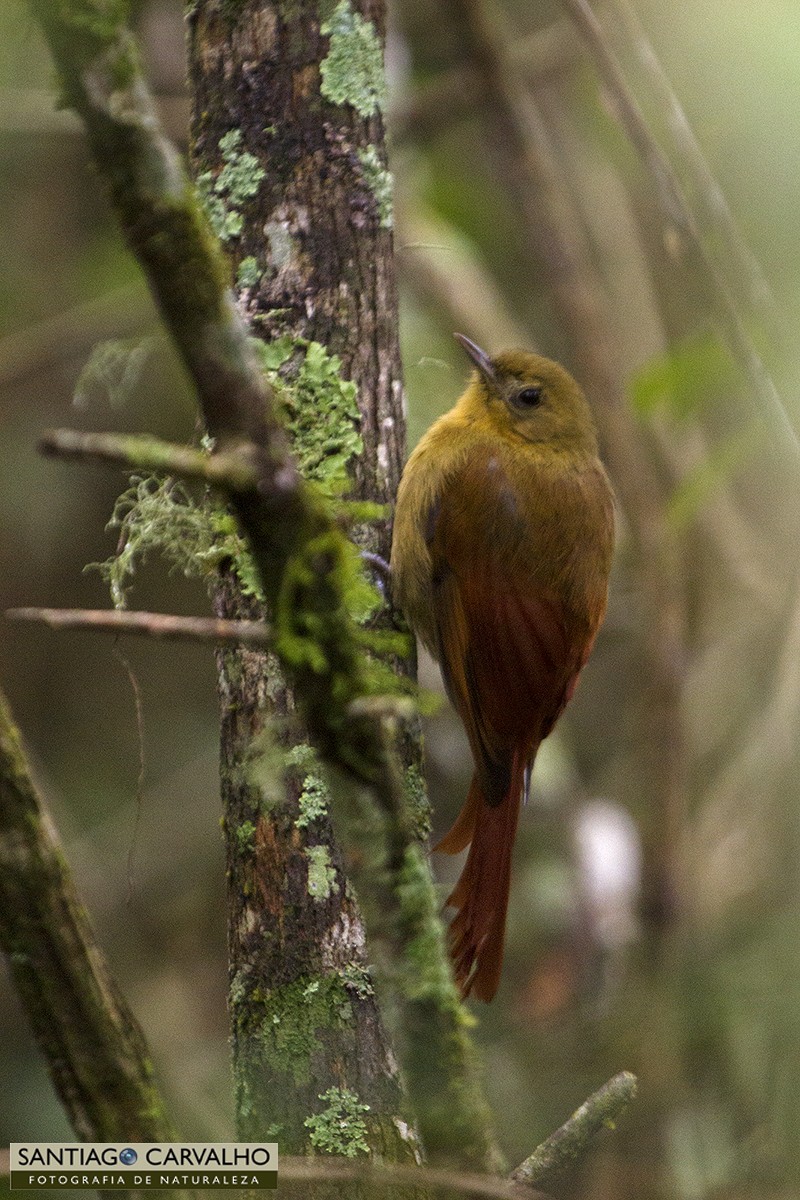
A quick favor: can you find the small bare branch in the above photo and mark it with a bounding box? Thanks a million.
[511,1071,638,1186]
[6,607,271,647]
[38,428,259,491]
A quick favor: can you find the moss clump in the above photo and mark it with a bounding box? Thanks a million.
[357,146,393,229]
[397,844,470,1014]
[319,0,387,118]
[87,472,260,608]
[304,1086,370,1157]
[403,763,432,842]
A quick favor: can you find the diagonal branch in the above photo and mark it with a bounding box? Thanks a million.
[511,1071,638,1186]
[26,0,498,1172]
[0,687,177,1146]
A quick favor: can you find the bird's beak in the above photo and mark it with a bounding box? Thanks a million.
[454,333,498,388]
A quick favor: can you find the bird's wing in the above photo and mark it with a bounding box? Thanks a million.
[427,459,584,807]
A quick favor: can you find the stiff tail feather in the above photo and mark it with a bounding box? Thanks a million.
[436,762,525,1002]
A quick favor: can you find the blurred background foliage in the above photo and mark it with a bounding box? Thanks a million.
[2,1,800,1198]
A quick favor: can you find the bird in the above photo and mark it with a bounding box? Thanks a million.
[390,334,615,1002]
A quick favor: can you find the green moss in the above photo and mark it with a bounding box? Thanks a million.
[304,1086,370,1157]
[242,974,353,1085]
[357,146,393,229]
[196,129,265,243]
[319,0,387,118]
[397,844,470,1013]
[403,764,432,842]
[305,844,338,901]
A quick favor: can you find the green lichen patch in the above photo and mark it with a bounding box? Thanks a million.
[236,255,262,289]
[304,1086,370,1157]
[296,776,328,827]
[244,974,353,1085]
[357,146,393,229]
[251,336,363,497]
[196,128,265,243]
[285,742,329,828]
[305,844,338,901]
[340,962,374,998]
[320,0,387,118]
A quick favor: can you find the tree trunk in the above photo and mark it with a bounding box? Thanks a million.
[187,0,418,1159]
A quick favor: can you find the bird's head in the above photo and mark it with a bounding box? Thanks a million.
[455,333,599,454]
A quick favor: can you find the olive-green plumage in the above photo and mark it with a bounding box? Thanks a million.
[391,335,615,1001]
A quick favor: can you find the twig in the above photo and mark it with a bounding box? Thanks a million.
[511,1072,638,1185]
[39,428,259,491]
[0,688,178,1147]
[6,607,272,647]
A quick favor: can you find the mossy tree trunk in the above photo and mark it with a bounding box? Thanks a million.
[187,0,418,1159]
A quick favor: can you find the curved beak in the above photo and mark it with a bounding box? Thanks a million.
[454,333,497,387]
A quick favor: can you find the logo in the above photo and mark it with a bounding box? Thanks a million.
[9,1144,279,1191]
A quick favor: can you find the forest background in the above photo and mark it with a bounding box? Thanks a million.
[2,1,800,1198]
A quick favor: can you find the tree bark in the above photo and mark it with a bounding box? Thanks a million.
[187,0,418,1159]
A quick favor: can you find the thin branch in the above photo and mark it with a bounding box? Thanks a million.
[603,0,777,321]
[562,0,799,461]
[39,428,259,491]
[511,1072,638,1186]
[28,0,498,1171]
[0,687,177,1146]
[6,607,272,647]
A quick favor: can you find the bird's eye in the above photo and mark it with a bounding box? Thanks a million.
[515,386,543,407]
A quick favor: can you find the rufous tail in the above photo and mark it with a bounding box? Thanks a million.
[434,760,525,1002]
